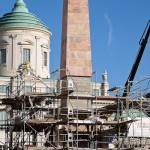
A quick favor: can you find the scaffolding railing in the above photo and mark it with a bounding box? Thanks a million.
[0,66,149,150]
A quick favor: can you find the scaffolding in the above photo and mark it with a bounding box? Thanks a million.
[0,65,149,150]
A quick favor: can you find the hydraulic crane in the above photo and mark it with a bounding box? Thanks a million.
[123,20,150,97]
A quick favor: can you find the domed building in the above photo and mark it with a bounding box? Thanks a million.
[0,0,51,78]
[0,0,53,146]
[0,0,109,98]
[0,0,54,99]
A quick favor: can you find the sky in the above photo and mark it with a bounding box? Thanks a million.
[0,0,150,90]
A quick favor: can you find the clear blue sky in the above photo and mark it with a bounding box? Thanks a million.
[0,0,150,89]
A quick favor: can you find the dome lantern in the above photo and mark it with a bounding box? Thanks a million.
[12,0,29,13]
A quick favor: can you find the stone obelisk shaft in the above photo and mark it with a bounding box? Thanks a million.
[60,0,92,108]
[60,0,92,78]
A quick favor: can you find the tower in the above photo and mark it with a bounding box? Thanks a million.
[60,0,92,102]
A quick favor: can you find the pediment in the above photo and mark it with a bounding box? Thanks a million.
[0,40,9,46]
[18,40,34,45]
[41,43,49,49]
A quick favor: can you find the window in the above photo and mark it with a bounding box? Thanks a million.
[0,85,7,93]
[0,111,6,130]
[23,48,30,63]
[1,49,6,64]
[24,86,32,93]
[46,87,55,93]
[93,89,99,96]
[43,52,47,66]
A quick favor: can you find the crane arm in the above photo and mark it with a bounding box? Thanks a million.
[123,20,150,97]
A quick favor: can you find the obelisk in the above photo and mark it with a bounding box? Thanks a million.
[60,0,92,108]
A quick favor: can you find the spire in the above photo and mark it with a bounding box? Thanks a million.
[12,0,29,13]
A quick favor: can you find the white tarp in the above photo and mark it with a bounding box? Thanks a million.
[128,117,150,137]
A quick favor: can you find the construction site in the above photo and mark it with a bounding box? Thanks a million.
[0,62,150,150]
[0,0,150,150]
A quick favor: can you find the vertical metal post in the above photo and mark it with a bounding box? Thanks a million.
[10,77,14,98]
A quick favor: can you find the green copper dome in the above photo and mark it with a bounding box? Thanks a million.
[0,0,50,33]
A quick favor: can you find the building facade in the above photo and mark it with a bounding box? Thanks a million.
[0,0,109,98]
[0,0,110,149]
[0,0,51,78]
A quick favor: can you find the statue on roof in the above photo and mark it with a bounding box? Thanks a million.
[102,70,107,82]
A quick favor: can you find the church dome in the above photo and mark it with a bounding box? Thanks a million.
[0,0,50,33]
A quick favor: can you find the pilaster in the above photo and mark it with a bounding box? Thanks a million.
[10,34,17,69]
[35,36,40,76]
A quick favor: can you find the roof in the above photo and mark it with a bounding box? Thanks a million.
[0,0,51,34]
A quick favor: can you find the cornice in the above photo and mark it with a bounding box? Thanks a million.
[0,26,52,37]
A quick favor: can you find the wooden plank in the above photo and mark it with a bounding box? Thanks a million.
[27,118,57,123]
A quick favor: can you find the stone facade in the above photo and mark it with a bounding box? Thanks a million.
[59,0,110,109]
[60,0,92,78]
[0,28,51,78]
[60,0,93,108]
[0,0,51,78]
